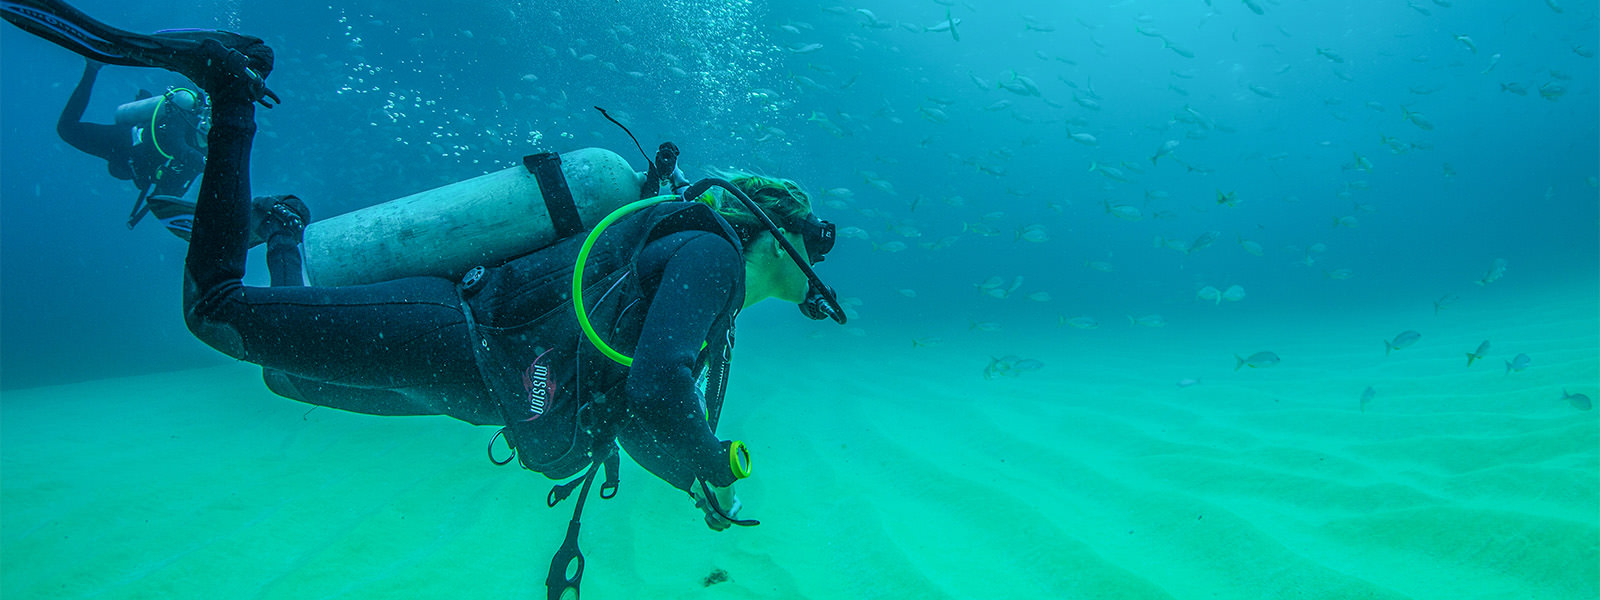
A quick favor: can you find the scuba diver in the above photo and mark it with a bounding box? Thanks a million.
[4,1,845,597]
[57,58,209,239]
[55,51,297,244]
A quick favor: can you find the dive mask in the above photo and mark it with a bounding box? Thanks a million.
[793,213,835,265]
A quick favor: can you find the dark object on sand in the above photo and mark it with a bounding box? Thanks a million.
[703,568,730,587]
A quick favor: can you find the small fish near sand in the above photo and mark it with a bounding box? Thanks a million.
[983,355,1045,380]
[1061,316,1100,329]
[1505,353,1531,374]
[1563,390,1593,411]
[1466,340,1490,366]
[1384,330,1421,355]
[1234,351,1281,371]
[1177,377,1202,388]
[1360,385,1375,413]
[1433,293,1460,315]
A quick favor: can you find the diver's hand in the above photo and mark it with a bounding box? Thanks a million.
[689,479,742,531]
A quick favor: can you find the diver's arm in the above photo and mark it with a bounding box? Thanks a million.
[625,232,742,491]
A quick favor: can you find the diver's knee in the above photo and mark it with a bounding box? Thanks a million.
[182,272,247,358]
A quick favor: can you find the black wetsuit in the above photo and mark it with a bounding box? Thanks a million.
[184,97,743,493]
[57,65,203,199]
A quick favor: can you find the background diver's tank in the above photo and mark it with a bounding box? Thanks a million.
[112,88,199,126]
[301,147,644,287]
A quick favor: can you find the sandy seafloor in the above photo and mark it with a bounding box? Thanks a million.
[3,279,1596,600]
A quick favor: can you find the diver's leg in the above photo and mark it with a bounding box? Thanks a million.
[263,370,500,426]
[54,60,126,164]
[179,41,484,409]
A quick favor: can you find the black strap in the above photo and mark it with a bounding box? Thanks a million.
[545,459,600,600]
[544,446,621,600]
[125,181,154,229]
[523,152,584,240]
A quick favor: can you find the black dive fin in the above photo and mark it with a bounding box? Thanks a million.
[1,0,279,106]
[0,0,170,66]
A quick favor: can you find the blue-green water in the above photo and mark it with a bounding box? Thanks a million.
[1,1,1596,598]
[1,0,1595,387]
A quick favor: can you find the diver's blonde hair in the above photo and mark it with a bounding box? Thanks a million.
[705,169,815,247]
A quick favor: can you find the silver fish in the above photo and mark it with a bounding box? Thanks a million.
[1163,39,1195,58]
[1466,340,1490,367]
[1017,226,1049,243]
[1188,230,1221,254]
[1564,389,1592,411]
[1401,106,1435,130]
[1433,293,1460,314]
[1090,161,1129,182]
[1237,236,1264,256]
[1151,140,1180,165]
[1104,201,1142,220]
[1385,330,1421,355]
[1360,386,1375,412]
[998,73,1041,96]
[1505,353,1531,374]
[1234,351,1280,371]
[984,355,1044,379]
[1061,316,1099,329]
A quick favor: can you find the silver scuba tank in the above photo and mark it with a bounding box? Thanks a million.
[113,89,199,126]
[301,147,645,287]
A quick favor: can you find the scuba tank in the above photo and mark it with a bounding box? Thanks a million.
[301,148,644,287]
[113,88,199,126]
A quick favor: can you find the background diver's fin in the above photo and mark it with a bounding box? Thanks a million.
[144,194,195,220]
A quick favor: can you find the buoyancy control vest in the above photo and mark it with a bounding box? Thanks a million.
[458,200,744,480]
